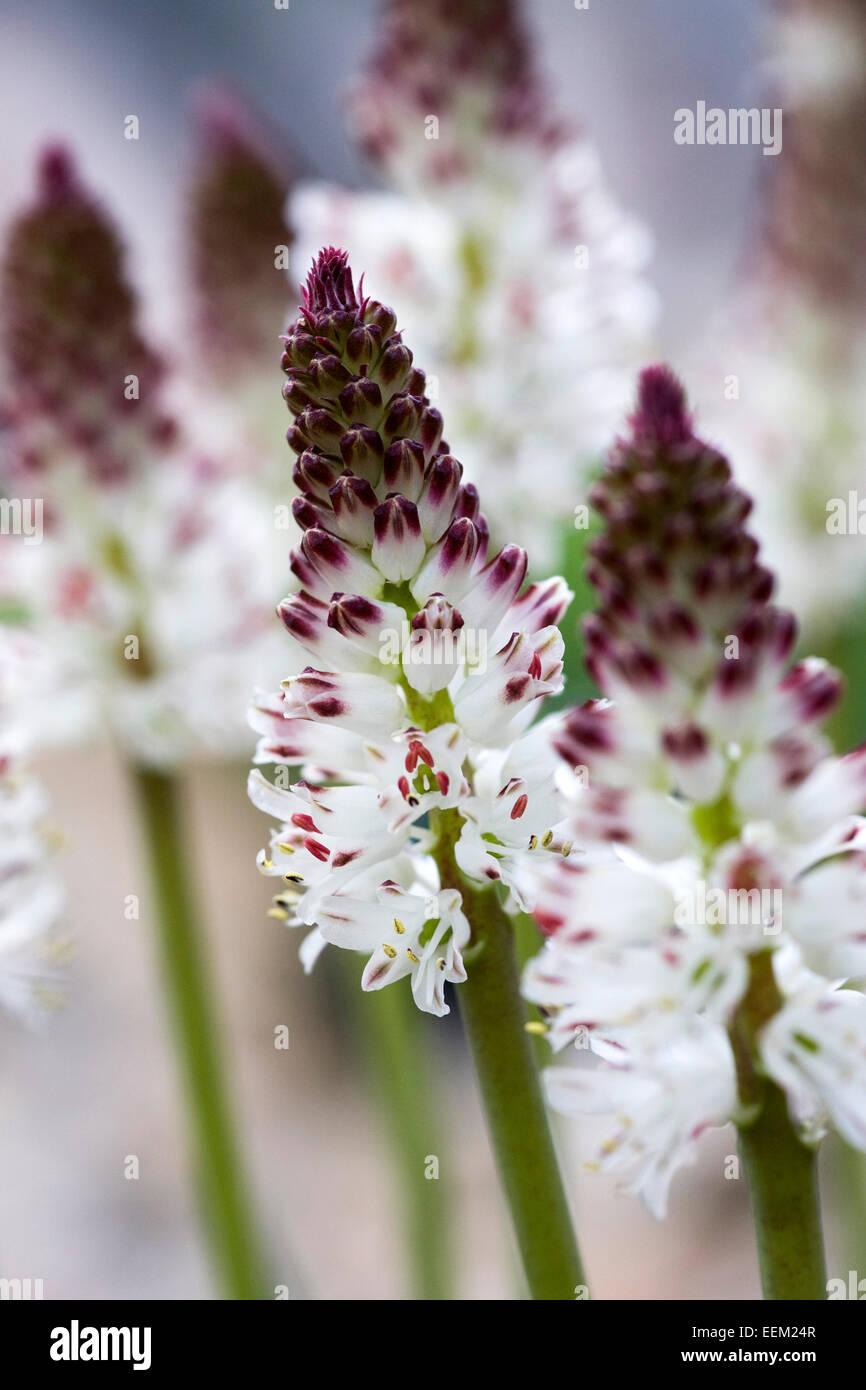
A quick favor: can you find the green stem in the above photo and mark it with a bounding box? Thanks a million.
[731,951,827,1300]
[831,1137,866,1278]
[345,968,453,1300]
[133,766,268,1299]
[434,812,587,1300]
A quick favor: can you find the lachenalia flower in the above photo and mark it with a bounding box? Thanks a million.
[0,145,284,766]
[522,366,866,1224]
[186,86,295,384]
[249,247,577,1016]
[0,140,279,1299]
[291,0,655,565]
[178,88,297,506]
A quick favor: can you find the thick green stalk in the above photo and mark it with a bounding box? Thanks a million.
[730,950,827,1300]
[133,766,268,1299]
[344,969,453,1300]
[433,810,587,1300]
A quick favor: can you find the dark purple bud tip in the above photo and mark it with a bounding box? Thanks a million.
[303,247,358,315]
[37,144,77,202]
[631,365,692,449]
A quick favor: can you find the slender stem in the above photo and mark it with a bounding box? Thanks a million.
[512,909,551,1068]
[737,1084,827,1300]
[731,951,827,1300]
[433,811,587,1300]
[831,1137,866,1278]
[344,966,453,1299]
[133,766,268,1299]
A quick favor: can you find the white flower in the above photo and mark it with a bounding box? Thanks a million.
[317,885,469,1018]
[760,986,866,1149]
[545,1023,738,1219]
[524,922,748,1054]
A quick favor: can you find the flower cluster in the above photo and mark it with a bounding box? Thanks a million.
[186,87,295,385]
[0,146,285,765]
[701,0,866,635]
[249,247,576,1014]
[0,629,64,1020]
[292,0,654,565]
[522,367,866,1215]
[348,0,561,188]
[176,88,300,517]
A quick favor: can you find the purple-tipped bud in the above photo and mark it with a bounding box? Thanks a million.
[303,247,359,315]
[1,145,173,483]
[586,365,783,688]
[293,449,344,503]
[629,366,693,450]
[280,247,471,561]
[349,0,560,180]
[405,594,466,694]
[411,593,465,635]
[292,494,333,533]
[372,495,425,583]
[329,475,378,548]
[328,593,388,643]
[383,438,425,499]
[778,659,844,725]
[300,526,379,598]
[188,87,294,378]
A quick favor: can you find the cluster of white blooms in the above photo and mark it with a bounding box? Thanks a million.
[249,248,578,1015]
[0,628,64,1020]
[0,146,287,766]
[522,367,866,1216]
[291,0,655,564]
[700,0,866,636]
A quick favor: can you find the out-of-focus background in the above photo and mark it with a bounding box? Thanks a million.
[0,0,855,1299]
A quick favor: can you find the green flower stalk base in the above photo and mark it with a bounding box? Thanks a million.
[732,950,827,1301]
[434,811,587,1301]
[737,1083,827,1300]
[134,766,268,1300]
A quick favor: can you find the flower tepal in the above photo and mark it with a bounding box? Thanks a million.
[249,248,575,1015]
